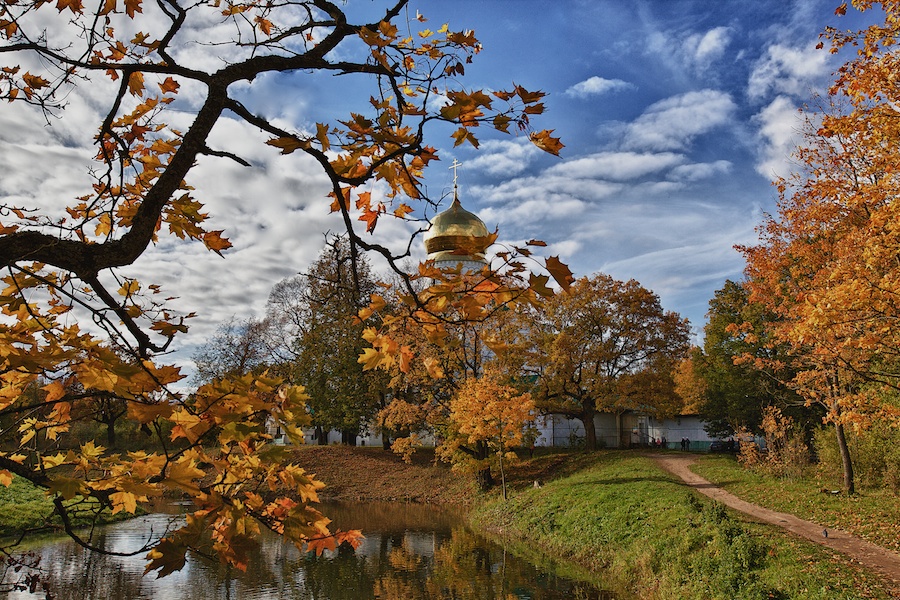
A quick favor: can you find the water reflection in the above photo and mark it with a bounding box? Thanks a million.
[2,502,611,599]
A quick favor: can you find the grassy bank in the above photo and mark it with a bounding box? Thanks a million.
[470,451,894,600]
[0,475,138,539]
[693,454,900,553]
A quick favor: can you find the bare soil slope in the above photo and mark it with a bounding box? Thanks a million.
[289,445,474,503]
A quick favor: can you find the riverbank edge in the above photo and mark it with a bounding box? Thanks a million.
[466,450,896,600]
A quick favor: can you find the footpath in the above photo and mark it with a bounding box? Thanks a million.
[652,454,900,592]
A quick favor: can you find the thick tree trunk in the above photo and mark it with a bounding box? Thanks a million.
[475,466,494,491]
[834,421,855,495]
[315,425,328,446]
[105,416,116,448]
[580,403,598,450]
[473,440,494,491]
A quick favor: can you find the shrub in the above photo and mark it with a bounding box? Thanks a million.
[813,420,900,493]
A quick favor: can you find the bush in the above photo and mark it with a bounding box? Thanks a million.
[813,421,900,493]
[739,406,809,479]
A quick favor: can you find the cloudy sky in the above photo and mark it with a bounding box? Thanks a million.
[0,0,878,375]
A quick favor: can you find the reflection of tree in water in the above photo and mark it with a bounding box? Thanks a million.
[372,527,611,600]
[10,506,611,599]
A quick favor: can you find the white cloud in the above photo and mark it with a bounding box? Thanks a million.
[463,139,542,176]
[752,95,807,179]
[564,76,635,99]
[748,43,830,100]
[623,90,737,151]
[548,151,685,181]
[668,160,732,182]
[683,27,732,72]
[645,26,733,76]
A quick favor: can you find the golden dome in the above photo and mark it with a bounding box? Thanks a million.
[424,193,491,264]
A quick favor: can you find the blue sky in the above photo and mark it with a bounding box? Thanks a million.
[0,0,879,372]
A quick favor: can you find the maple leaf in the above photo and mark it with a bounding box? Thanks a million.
[545,256,574,292]
[118,279,140,297]
[451,127,479,148]
[144,538,187,578]
[22,73,49,89]
[124,0,142,17]
[158,77,179,94]
[393,203,414,218]
[315,123,330,152]
[162,458,204,494]
[530,129,564,156]
[55,0,83,13]
[529,273,554,297]
[358,348,386,371]
[266,136,308,154]
[43,380,67,403]
[110,491,139,514]
[202,230,232,256]
[47,476,88,500]
[0,470,11,487]
[127,71,145,96]
[255,17,272,36]
[358,209,378,233]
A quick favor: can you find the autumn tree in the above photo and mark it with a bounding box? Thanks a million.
[0,0,562,581]
[524,273,691,450]
[740,1,900,493]
[438,369,533,499]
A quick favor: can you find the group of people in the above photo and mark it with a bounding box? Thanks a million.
[643,437,693,450]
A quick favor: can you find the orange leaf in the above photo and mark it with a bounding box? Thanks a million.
[55,0,83,13]
[127,71,145,96]
[393,204,414,218]
[158,77,179,94]
[545,256,574,292]
[359,209,378,233]
[202,230,232,256]
[355,191,372,210]
[266,136,308,154]
[124,0,142,17]
[530,129,564,156]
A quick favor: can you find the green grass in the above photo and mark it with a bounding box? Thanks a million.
[471,451,894,600]
[0,475,136,539]
[692,454,900,553]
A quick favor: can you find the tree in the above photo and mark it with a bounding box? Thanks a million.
[740,1,900,493]
[439,370,533,499]
[191,317,272,386]
[0,0,562,580]
[691,280,806,439]
[269,237,388,445]
[526,274,691,450]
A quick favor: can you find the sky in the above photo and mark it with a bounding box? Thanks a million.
[0,0,880,376]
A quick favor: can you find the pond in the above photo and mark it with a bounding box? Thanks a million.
[1,502,613,599]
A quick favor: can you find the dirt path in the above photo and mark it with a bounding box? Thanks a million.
[652,454,900,590]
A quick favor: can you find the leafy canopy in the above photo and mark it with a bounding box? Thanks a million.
[0,0,564,579]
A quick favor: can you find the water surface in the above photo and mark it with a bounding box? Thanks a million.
[1,501,611,599]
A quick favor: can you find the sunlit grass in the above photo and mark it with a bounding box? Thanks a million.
[0,475,136,539]
[693,454,900,553]
[472,451,894,599]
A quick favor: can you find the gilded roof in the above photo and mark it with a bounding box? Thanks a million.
[424,194,490,264]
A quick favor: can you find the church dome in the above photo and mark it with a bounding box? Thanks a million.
[424,193,491,265]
